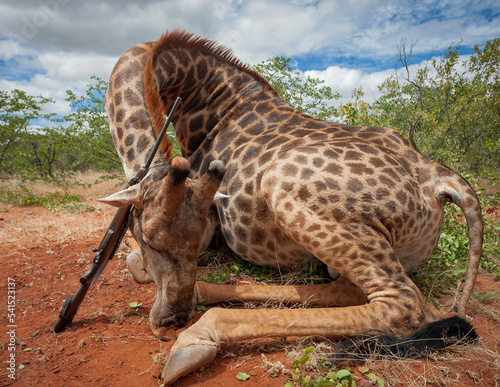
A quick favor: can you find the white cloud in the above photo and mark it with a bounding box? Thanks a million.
[38,51,117,82]
[0,0,498,121]
[304,66,395,104]
[0,76,74,116]
[216,0,380,63]
[0,39,34,61]
[0,48,117,116]
[305,51,475,107]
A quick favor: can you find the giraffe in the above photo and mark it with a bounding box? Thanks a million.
[99,30,483,385]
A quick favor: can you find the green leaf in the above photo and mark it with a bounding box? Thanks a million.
[304,345,315,354]
[195,304,206,312]
[128,302,142,309]
[315,380,335,386]
[19,364,25,370]
[299,354,310,365]
[336,369,352,379]
[195,299,206,312]
[236,372,250,381]
[358,366,369,374]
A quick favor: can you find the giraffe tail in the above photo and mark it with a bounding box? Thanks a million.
[331,316,478,362]
[434,177,483,318]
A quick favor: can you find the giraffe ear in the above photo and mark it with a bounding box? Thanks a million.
[98,185,142,208]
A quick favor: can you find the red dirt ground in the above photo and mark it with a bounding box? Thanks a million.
[1,203,499,386]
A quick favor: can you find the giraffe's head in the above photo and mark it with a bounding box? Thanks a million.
[99,157,226,338]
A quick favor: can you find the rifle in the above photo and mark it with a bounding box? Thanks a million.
[53,97,182,333]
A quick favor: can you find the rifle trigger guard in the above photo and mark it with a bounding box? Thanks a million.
[128,177,140,187]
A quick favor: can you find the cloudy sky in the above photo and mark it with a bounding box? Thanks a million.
[1,0,499,116]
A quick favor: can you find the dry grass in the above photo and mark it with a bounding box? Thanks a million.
[198,246,331,287]
[372,346,500,386]
[0,170,125,201]
[470,290,500,323]
[0,170,126,246]
[272,336,500,386]
[0,204,116,246]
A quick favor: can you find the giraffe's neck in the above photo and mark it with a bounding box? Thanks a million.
[148,47,285,160]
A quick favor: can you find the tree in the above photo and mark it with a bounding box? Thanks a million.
[0,89,55,176]
[20,125,77,178]
[64,76,121,171]
[337,39,500,176]
[376,39,500,174]
[337,87,383,127]
[254,57,340,120]
[0,77,122,179]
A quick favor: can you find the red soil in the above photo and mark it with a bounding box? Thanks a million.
[1,205,499,386]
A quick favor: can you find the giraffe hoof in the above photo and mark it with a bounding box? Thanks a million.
[161,344,217,385]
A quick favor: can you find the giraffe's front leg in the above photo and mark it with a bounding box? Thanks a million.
[161,322,219,385]
[161,298,426,385]
[194,276,367,306]
[161,308,256,385]
[126,249,153,283]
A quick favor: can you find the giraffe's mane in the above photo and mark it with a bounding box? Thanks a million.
[144,30,276,162]
[154,29,274,90]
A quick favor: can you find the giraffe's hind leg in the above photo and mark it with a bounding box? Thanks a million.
[259,146,444,328]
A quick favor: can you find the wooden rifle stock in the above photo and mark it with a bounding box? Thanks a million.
[52,199,135,332]
[53,97,181,333]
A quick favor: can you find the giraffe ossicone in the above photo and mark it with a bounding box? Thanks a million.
[102,30,483,385]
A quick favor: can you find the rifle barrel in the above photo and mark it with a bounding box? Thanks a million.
[144,96,182,169]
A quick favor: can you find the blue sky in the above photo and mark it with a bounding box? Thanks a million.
[0,0,499,115]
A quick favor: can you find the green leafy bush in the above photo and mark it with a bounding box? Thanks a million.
[285,345,384,387]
